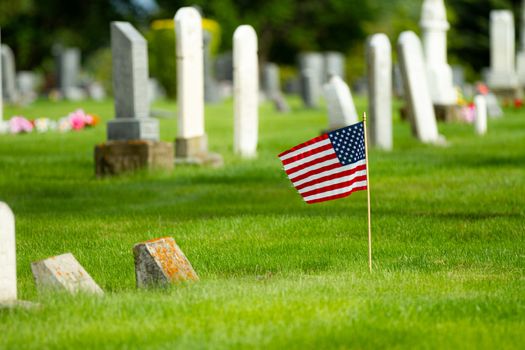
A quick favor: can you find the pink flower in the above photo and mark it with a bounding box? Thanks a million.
[9,116,33,134]
[69,109,87,130]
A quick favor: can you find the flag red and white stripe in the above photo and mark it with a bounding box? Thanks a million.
[278,122,367,204]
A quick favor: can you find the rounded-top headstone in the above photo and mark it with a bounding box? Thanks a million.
[233,25,258,58]
[0,202,17,301]
[175,7,203,56]
[420,0,449,30]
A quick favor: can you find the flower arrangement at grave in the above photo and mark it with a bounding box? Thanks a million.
[0,109,100,135]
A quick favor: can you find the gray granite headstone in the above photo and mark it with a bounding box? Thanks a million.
[203,31,221,103]
[215,52,233,82]
[107,22,159,141]
[324,51,345,82]
[452,65,465,89]
[298,52,324,107]
[56,47,83,100]
[31,253,103,295]
[263,63,290,113]
[16,71,38,104]
[1,44,18,103]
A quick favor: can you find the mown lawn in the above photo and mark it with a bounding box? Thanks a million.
[0,97,524,349]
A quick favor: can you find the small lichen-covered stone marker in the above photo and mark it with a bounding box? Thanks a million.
[94,22,173,176]
[31,253,103,295]
[133,237,198,288]
[367,33,393,151]
[0,202,17,304]
[397,31,442,144]
[233,25,259,158]
[174,7,223,166]
[323,75,358,131]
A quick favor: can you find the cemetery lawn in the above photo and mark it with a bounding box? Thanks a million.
[0,98,524,349]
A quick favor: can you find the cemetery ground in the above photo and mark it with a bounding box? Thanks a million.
[0,97,524,349]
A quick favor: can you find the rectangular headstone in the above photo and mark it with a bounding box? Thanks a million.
[203,30,221,103]
[133,237,198,288]
[397,31,441,144]
[488,10,519,90]
[31,253,103,295]
[233,25,259,158]
[107,22,159,141]
[175,7,205,140]
[1,44,18,103]
[367,33,392,151]
[323,75,358,130]
[298,52,324,108]
[0,202,17,302]
[324,51,345,81]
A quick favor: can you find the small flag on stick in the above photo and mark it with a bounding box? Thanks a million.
[278,118,373,271]
[278,121,368,204]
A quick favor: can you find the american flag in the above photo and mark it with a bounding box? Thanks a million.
[278,122,368,204]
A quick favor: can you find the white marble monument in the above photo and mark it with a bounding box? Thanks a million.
[487,10,520,93]
[367,33,392,151]
[298,52,324,108]
[174,7,222,166]
[397,31,442,144]
[323,75,358,131]
[420,0,457,106]
[233,25,259,158]
[0,202,17,304]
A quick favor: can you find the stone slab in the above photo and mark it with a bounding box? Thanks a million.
[175,135,223,167]
[107,118,159,141]
[133,237,199,288]
[31,253,103,295]
[95,140,174,176]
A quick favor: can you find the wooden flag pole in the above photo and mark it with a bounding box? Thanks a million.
[362,113,372,272]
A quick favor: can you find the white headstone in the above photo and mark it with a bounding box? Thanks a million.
[367,33,392,151]
[233,25,258,158]
[323,75,358,130]
[420,0,457,105]
[175,7,205,139]
[488,11,519,90]
[474,95,487,135]
[0,202,17,302]
[397,31,441,143]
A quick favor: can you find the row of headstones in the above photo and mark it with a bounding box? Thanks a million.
[324,29,489,153]
[95,7,259,176]
[0,202,198,307]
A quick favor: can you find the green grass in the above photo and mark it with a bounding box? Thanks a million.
[0,97,524,349]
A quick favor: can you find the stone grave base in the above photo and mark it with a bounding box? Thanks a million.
[0,300,38,309]
[434,104,462,122]
[95,140,174,176]
[175,135,223,167]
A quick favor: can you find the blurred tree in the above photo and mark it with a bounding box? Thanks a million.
[0,0,149,70]
[154,0,376,65]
